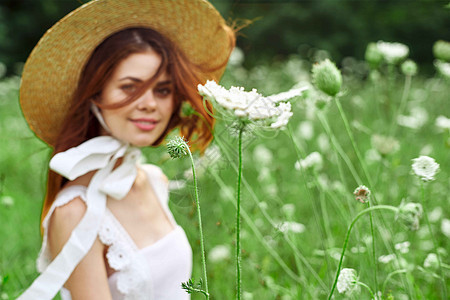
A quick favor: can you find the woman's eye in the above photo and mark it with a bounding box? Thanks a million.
[156,87,172,97]
[120,84,137,94]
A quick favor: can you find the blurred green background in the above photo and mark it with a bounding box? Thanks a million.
[0,0,449,75]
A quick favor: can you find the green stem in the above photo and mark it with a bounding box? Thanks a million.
[420,182,448,299]
[356,281,376,299]
[236,127,243,300]
[389,74,412,137]
[187,149,209,299]
[327,205,399,300]
[317,111,363,185]
[382,269,407,296]
[334,97,379,291]
[209,169,305,285]
[212,136,309,285]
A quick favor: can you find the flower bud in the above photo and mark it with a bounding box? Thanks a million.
[365,42,383,68]
[311,59,342,97]
[434,60,450,80]
[166,136,189,159]
[396,201,423,231]
[401,59,418,76]
[433,40,450,62]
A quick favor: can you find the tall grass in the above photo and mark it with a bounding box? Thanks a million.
[1,45,449,299]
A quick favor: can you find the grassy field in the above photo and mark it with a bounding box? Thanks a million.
[0,44,449,299]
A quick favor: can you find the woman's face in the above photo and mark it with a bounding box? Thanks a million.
[99,50,174,147]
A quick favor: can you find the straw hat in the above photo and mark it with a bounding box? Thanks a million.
[20,0,234,146]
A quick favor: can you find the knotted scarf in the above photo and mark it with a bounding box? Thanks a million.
[18,136,141,299]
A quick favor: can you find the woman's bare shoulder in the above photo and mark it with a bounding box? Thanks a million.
[140,163,168,183]
[48,197,87,253]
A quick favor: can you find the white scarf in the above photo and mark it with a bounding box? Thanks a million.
[18,107,141,299]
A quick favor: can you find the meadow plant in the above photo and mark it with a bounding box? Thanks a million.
[167,136,210,299]
[432,40,450,62]
[198,80,306,299]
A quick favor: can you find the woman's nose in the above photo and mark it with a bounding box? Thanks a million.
[137,89,157,110]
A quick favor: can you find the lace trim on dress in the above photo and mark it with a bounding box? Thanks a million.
[99,209,153,299]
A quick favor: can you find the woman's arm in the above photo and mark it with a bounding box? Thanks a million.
[48,197,112,300]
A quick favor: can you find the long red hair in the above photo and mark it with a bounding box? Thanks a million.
[42,27,235,230]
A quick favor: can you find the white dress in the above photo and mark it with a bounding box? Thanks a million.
[38,164,192,300]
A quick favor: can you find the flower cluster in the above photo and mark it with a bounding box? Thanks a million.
[396,201,423,231]
[371,134,400,155]
[198,80,306,129]
[376,41,409,64]
[294,151,323,171]
[353,185,371,204]
[411,155,440,182]
[423,253,439,270]
[337,268,359,294]
[276,221,305,234]
[434,60,450,79]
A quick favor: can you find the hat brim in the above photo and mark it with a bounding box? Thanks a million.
[20,0,233,146]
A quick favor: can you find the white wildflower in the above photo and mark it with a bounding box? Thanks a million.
[395,241,411,254]
[297,121,314,140]
[378,254,396,264]
[371,134,400,155]
[353,185,371,204]
[351,246,366,254]
[435,115,450,130]
[208,245,231,263]
[441,218,450,238]
[376,41,409,64]
[423,253,439,270]
[337,268,358,294]
[277,221,305,234]
[365,148,382,163]
[198,80,306,129]
[397,107,428,129]
[434,60,450,79]
[411,155,440,181]
[253,145,273,166]
[294,151,323,171]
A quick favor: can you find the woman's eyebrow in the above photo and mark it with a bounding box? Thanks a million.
[119,76,142,82]
[156,80,172,86]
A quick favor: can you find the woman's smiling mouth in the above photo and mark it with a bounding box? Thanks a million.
[131,118,159,131]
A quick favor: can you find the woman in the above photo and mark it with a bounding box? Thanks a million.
[18,0,235,299]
